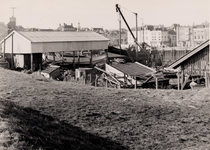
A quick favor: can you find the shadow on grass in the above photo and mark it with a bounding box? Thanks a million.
[0,100,128,150]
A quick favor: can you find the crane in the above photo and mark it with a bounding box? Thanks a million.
[115,4,150,62]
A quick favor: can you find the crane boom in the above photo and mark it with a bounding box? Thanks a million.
[115,4,150,58]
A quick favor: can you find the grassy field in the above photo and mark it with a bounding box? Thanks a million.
[0,67,210,149]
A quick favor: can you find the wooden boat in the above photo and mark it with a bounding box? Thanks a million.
[45,53,107,65]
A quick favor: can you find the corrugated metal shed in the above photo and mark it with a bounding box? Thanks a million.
[1,30,110,54]
[18,31,109,43]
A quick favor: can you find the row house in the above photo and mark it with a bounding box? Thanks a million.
[176,23,209,48]
[176,25,192,47]
[127,26,170,48]
[168,30,177,47]
[193,24,209,47]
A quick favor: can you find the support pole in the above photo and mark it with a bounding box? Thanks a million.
[119,11,121,51]
[105,49,109,64]
[177,73,180,90]
[3,39,6,58]
[134,76,137,89]
[106,79,108,88]
[90,50,93,67]
[73,51,75,69]
[181,68,184,90]
[95,74,98,87]
[31,53,33,72]
[78,52,80,67]
[90,74,92,83]
[156,77,158,89]
[135,13,138,61]
[62,51,64,62]
[11,34,14,69]
[53,52,55,62]
[205,71,208,88]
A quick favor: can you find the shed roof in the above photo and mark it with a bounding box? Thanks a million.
[41,65,60,74]
[168,39,209,69]
[17,31,109,43]
[111,62,155,76]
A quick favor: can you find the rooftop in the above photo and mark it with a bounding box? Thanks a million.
[17,31,109,43]
[111,62,155,76]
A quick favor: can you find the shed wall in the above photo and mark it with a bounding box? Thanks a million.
[181,46,209,76]
[3,33,31,54]
[31,41,108,53]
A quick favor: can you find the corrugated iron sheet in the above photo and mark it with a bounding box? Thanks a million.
[111,62,155,76]
[18,31,109,43]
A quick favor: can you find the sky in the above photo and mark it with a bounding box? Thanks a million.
[0,0,209,30]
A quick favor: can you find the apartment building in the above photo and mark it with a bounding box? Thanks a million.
[127,26,169,48]
[176,25,192,47]
[168,30,177,47]
[193,23,209,47]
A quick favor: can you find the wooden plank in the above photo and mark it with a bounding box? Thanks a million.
[94,66,120,84]
[143,76,153,84]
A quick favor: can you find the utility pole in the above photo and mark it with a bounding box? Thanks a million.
[119,8,122,51]
[142,19,144,43]
[135,13,138,61]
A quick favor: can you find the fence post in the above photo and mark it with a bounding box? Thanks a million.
[177,73,180,90]
[156,77,158,89]
[205,71,208,88]
[134,76,137,89]
[95,74,98,87]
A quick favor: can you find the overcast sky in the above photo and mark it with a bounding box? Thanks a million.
[0,0,209,30]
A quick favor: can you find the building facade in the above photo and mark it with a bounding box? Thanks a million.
[193,23,209,47]
[127,27,169,48]
[176,25,192,47]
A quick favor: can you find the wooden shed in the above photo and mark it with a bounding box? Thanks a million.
[0,30,109,71]
[105,62,155,87]
[167,39,209,87]
[40,65,60,79]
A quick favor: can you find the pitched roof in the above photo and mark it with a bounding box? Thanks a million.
[41,65,60,74]
[111,62,155,76]
[168,39,209,69]
[16,31,109,43]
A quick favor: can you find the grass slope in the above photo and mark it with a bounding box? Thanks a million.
[0,67,210,149]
